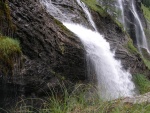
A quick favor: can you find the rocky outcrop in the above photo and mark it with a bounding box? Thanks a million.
[91,9,149,75]
[4,0,86,96]
[123,92,150,104]
[0,0,150,108]
[40,0,93,29]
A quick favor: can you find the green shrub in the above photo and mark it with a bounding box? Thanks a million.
[133,74,150,94]
[10,83,150,113]
[142,4,150,22]
[124,38,139,54]
[81,0,108,17]
[0,36,21,75]
[143,58,150,70]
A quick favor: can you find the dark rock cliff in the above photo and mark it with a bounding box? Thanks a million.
[0,0,150,108]
[4,0,86,97]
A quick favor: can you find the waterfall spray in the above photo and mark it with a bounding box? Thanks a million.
[42,0,136,100]
[64,23,135,100]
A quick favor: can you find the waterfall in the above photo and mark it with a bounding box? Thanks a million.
[130,0,149,53]
[117,0,125,27]
[40,0,68,22]
[63,23,135,100]
[42,0,136,100]
[76,0,97,31]
[116,0,149,53]
[66,0,135,100]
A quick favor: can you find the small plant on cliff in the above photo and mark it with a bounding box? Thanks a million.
[0,36,21,75]
[133,74,150,94]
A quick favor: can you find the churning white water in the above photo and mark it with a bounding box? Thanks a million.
[130,0,149,53]
[42,0,136,100]
[66,0,135,100]
[64,23,135,100]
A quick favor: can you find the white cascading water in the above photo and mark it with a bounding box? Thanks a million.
[65,0,135,100]
[64,23,135,100]
[130,0,149,53]
[42,0,136,100]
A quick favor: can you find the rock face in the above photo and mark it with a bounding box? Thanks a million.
[91,10,149,75]
[1,0,150,108]
[123,92,150,104]
[40,0,93,29]
[6,0,86,96]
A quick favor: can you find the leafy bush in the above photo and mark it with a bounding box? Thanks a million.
[0,36,21,75]
[142,4,150,21]
[133,74,150,94]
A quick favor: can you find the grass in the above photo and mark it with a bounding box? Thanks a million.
[0,36,21,57]
[124,38,139,54]
[142,4,150,22]
[0,36,21,75]
[5,83,150,113]
[133,74,150,94]
[143,58,150,69]
[81,0,108,17]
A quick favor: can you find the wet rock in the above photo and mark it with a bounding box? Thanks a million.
[6,0,86,95]
[123,92,150,104]
[91,9,148,75]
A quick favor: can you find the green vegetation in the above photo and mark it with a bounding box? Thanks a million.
[0,36,21,75]
[0,0,13,26]
[142,4,150,21]
[8,84,150,113]
[133,74,150,94]
[143,58,150,69]
[125,38,139,54]
[81,0,125,33]
[81,0,108,17]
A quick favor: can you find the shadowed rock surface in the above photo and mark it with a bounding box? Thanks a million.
[7,0,87,92]
[0,0,150,108]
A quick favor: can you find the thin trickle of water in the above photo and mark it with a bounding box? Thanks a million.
[117,0,125,27]
[64,23,136,100]
[130,0,149,53]
[76,0,97,31]
[40,0,68,22]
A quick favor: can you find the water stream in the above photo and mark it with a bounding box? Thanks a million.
[130,0,149,53]
[117,0,149,54]
[117,0,125,27]
[64,23,135,100]
[42,0,136,100]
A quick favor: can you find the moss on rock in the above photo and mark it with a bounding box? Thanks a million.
[0,36,21,76]
[125,38,139,54]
